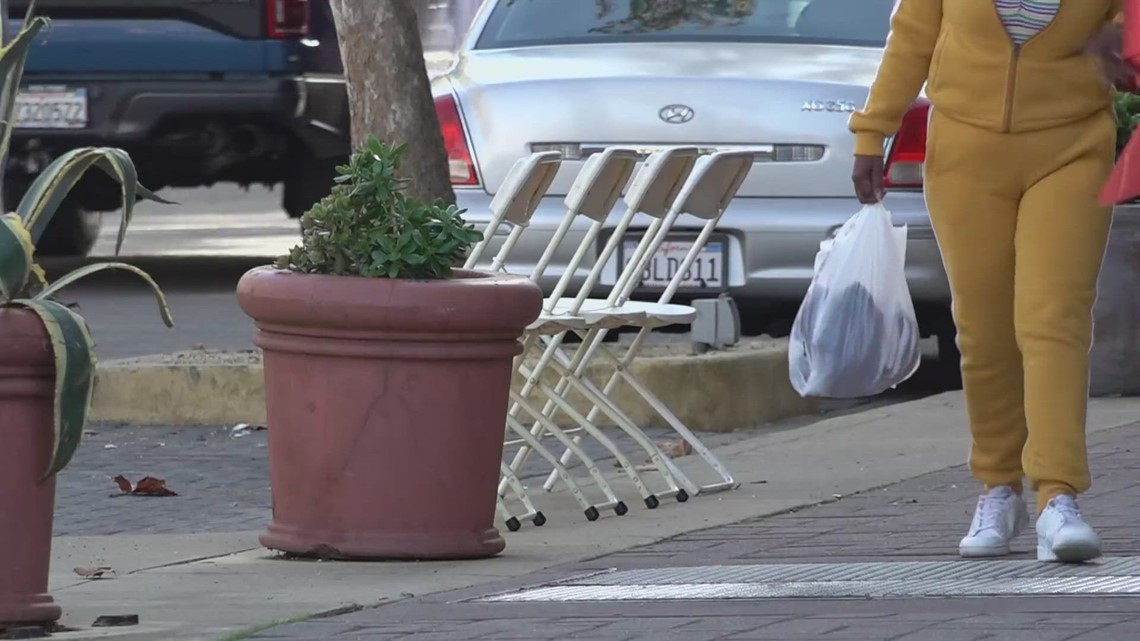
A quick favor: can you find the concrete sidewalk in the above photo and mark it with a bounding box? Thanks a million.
[256,421,1140,641]
[40,392,1140,640]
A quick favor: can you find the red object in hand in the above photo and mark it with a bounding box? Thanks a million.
[1125,0,1140,71]
[1102,0,1140,206]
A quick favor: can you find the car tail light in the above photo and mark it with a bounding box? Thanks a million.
[434,94,479,186]
[884,98,930,190]
[267,0,309,39]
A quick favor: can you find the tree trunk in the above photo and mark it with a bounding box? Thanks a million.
[327,0,455,206]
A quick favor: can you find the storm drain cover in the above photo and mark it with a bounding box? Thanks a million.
[478,557,1140,602]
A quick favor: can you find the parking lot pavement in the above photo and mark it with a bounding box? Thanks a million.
[252,421,1140,641]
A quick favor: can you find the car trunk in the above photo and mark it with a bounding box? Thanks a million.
[450,42,884,199]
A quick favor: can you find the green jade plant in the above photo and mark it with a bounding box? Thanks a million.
[0,14,173,477]
[1115,90,1140,157]
[276,135,482,278]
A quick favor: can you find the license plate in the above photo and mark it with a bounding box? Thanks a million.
[621,236,727,291]
[15,86,88,129]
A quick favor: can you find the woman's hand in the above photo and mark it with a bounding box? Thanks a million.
[852,155,885,204]
[1087,24,1134,90]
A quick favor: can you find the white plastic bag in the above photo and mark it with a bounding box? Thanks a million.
[788,202,921,398]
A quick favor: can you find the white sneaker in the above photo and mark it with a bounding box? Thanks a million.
[959,486,1029,558]
[1036,494,1102,563]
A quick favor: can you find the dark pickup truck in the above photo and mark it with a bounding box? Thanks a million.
[9,0,350,255]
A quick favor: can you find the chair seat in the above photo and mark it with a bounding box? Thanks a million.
[526,299,696,334]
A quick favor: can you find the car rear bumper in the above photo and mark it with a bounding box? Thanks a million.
[11,75,348,159]
[457,188,951,306]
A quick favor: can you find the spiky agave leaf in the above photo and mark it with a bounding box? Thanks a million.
[18,147,174,254]
[0,16,48,175]
[0,212,33,301]
[11,298,96,478]
[36,261,173,327]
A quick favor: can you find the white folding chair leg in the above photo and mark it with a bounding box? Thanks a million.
[501,331,567,474]
[510,332,653,500]
[507,390,627,521]
[514,346,685,507]
[538,328,698,500]
[497,462,547,532]
[588,328,738,494]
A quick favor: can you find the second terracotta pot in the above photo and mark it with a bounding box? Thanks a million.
[0,309,62,626]
[237,267,541,560]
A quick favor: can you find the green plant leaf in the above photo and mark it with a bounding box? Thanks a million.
[0,17,49,177]
[10,298,96,478]
[18,147,172,253]
[0,213,35,301]
[35,262,173,327]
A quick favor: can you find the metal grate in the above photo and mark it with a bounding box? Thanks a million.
[478,558,1140,602]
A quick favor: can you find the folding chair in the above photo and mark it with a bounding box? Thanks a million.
[463,150,565,532]
[471,148,649,527]
[537,151,756,499]
[503,147,706,511]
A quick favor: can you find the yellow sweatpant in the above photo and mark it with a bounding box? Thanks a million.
[924,109,1116,515]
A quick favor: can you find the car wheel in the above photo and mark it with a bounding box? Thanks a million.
[36,201,103,258]
[936,330,964,388]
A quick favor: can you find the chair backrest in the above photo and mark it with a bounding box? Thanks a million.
[623,147,701,218]
[538,147,640,299]
[610,151,754,305]
[565,148,702,312]
[564,148,640,223]
[466,151,563,270]
[490,151,563,227]
[673,151,755,220]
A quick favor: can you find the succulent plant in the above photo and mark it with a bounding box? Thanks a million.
[277,135,481,279]
[0,13,173,477]
[1114,90,1140,158]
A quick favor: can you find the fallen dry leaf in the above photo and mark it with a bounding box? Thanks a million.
[230,423,267,438]
[74,566,114,579]
[113,475,178,497]
[657,439,693,459]
[133,477,178,497]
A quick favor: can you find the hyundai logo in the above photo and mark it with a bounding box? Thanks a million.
[659,104,695,124]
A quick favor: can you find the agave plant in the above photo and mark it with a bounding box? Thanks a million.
[0,14,173,478]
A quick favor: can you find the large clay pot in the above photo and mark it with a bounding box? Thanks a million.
[236,267,542,560]
[0,309,62,626]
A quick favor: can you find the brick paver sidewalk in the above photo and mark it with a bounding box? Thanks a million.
[54,423,744,536]
[253,422,1140,641]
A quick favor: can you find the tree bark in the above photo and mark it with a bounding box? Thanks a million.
[327,0,455,205]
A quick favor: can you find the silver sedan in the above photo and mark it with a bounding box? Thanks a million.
[430,0,954,352]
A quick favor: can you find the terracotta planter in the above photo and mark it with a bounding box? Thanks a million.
[237,267,542,560]
[0,309,62,626]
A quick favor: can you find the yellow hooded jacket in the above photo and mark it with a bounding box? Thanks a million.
[850,0,1123,157]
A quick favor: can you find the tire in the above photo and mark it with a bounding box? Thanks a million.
[36,200,102,257]
[283,155,339,219]
[936,330,964,389]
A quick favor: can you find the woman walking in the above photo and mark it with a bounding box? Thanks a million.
[850,0,1129,563]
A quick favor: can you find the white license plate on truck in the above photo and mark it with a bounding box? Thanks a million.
[621,236,727,291]
[16,86,88,129]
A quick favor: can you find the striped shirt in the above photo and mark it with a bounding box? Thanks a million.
[995,0,1061,44]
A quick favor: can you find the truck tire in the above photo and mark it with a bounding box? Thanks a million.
[37,201,103,257]
[283,156,338,219]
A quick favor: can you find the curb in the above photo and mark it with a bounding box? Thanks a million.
[90,339,818,431]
